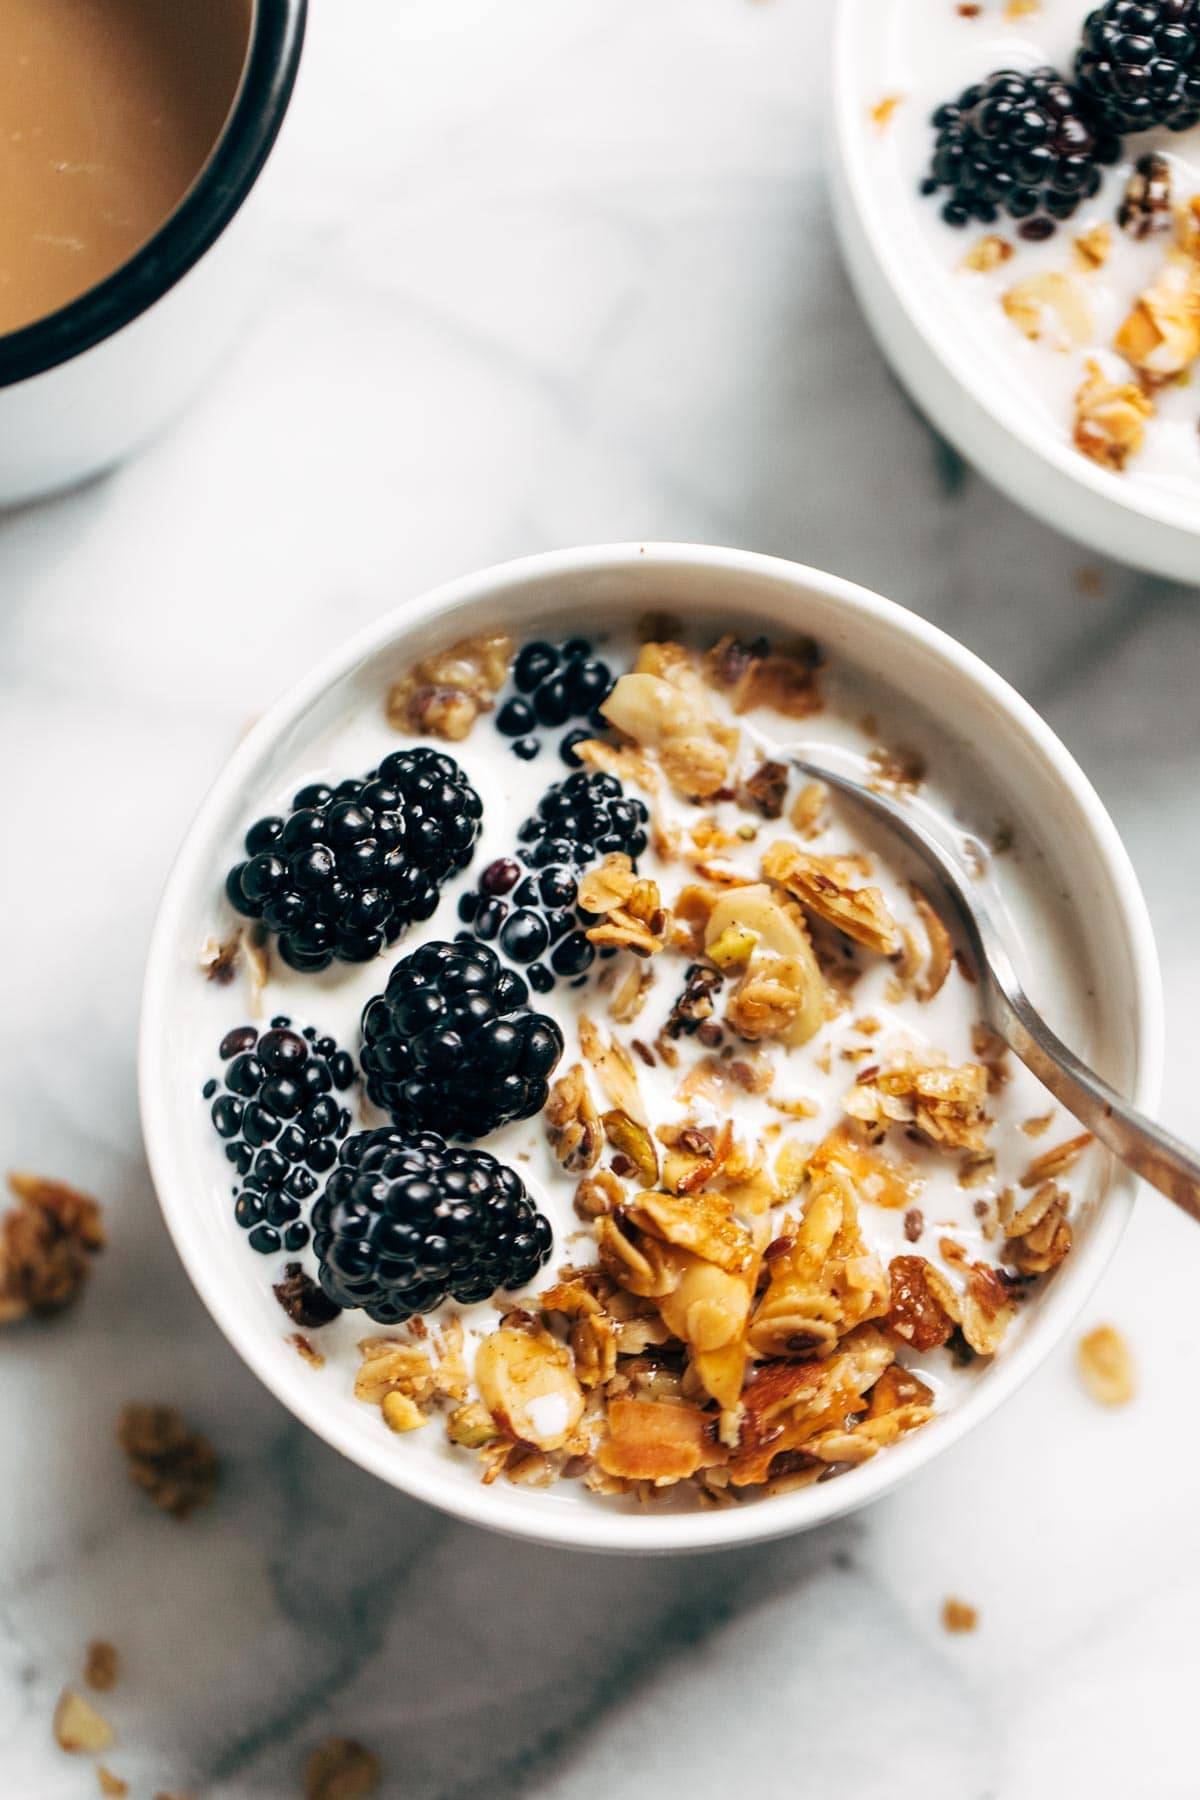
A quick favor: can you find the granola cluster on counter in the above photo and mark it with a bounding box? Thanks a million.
[337,630,1092,1506]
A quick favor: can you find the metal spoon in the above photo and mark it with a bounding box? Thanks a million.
[790,751,1200,1224]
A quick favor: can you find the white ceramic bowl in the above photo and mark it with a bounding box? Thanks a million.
[140,543,1162,1553]
[0,0,305,508]
[830,0,1200,584]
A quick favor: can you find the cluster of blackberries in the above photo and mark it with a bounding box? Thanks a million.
[225,748,482,970]
[205,1022,357,1256]
[457,770,650,989]
[494,638,614,764]
[312,1128,553,1323]
[924,6,1200,235]
[360,939,564,1140]
[1078,1,1200,135]
[922,67,1120,233]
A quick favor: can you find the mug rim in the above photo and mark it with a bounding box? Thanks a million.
[0,0,307,389]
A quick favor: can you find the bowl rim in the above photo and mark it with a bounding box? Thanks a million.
[830,0,1200,556]
[139,542,1164,1554]
[0,0,307,389]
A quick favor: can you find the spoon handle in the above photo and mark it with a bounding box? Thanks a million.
[990,978,1200,1224]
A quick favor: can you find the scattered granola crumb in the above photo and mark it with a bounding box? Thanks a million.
[381,1390,427,1433]
[53,1689,114,1754]
[116,1405,219,1520]
[867,744,925,795]
[288,1332,326,1370]
[84,1641,119,1694]
[97,1769,128,1798]
[1021,1111,1055,1138]
[941,1596,979,1634]
[903,1207,925,1244]
[1078,1324,1136,1407]
[960,233,1013,274]
[1073,358,1154,471]
[871,93,903,132]
[1004,0,1039,15]
[305,1737,382,1800]
[1074,222,1112,271]
[0,1172,105,1323]
[273,1261,341,1329]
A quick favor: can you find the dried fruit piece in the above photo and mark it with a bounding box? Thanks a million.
[741,759,790,819]
[272,1262,341,1329]
[886,1256,954,1352]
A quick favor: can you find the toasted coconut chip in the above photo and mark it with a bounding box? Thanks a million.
[597,1396,725,1485]
[762,842,900,955]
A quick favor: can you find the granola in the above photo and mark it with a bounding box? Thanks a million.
[0,1172,105,1323]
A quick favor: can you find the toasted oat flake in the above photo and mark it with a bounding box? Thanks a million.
[1078,1324,1135,1407]
[1020,1132,1091,1187]
[763,842,900,956]
[53,1689,114,1754]
[941,1596,979,1634]
[305,1737,382,1800]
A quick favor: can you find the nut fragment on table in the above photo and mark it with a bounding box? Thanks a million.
[116,1404,218,1519]
[305,1737,382,1800]
[0,1172,105,1324]
[1078,1324,1135,1407]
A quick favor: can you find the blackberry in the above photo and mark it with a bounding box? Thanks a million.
[312,1128,553,1323]
[206,1024,357,1255]
[456,770,650,987]
[360,940,564,1139]
[1077,1,1200,133]
[225,748,483,971]
[498,638,614,758]
[923,67,1121,233]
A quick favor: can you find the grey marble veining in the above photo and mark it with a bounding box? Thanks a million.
[4,2,1200,1795]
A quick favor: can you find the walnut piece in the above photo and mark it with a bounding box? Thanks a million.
[305,1737,382,1800]
[1115,230,1200,384]
[0,1172,105,1323]
[116,1404,218,1519]
[385,632,511,741]
[1077,1324,1135,1407]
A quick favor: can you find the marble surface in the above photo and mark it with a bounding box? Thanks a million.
[3,1,1200,1794]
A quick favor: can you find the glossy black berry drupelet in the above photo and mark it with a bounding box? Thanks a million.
[1077,1,1200,134]
[922,68,1121,233]
[206,1023,357,1255]
[312,1128,553,1322]
[360,940,564,1139]
[457,769,650,985]
[225,748,483,971]
[496,637,615,756]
